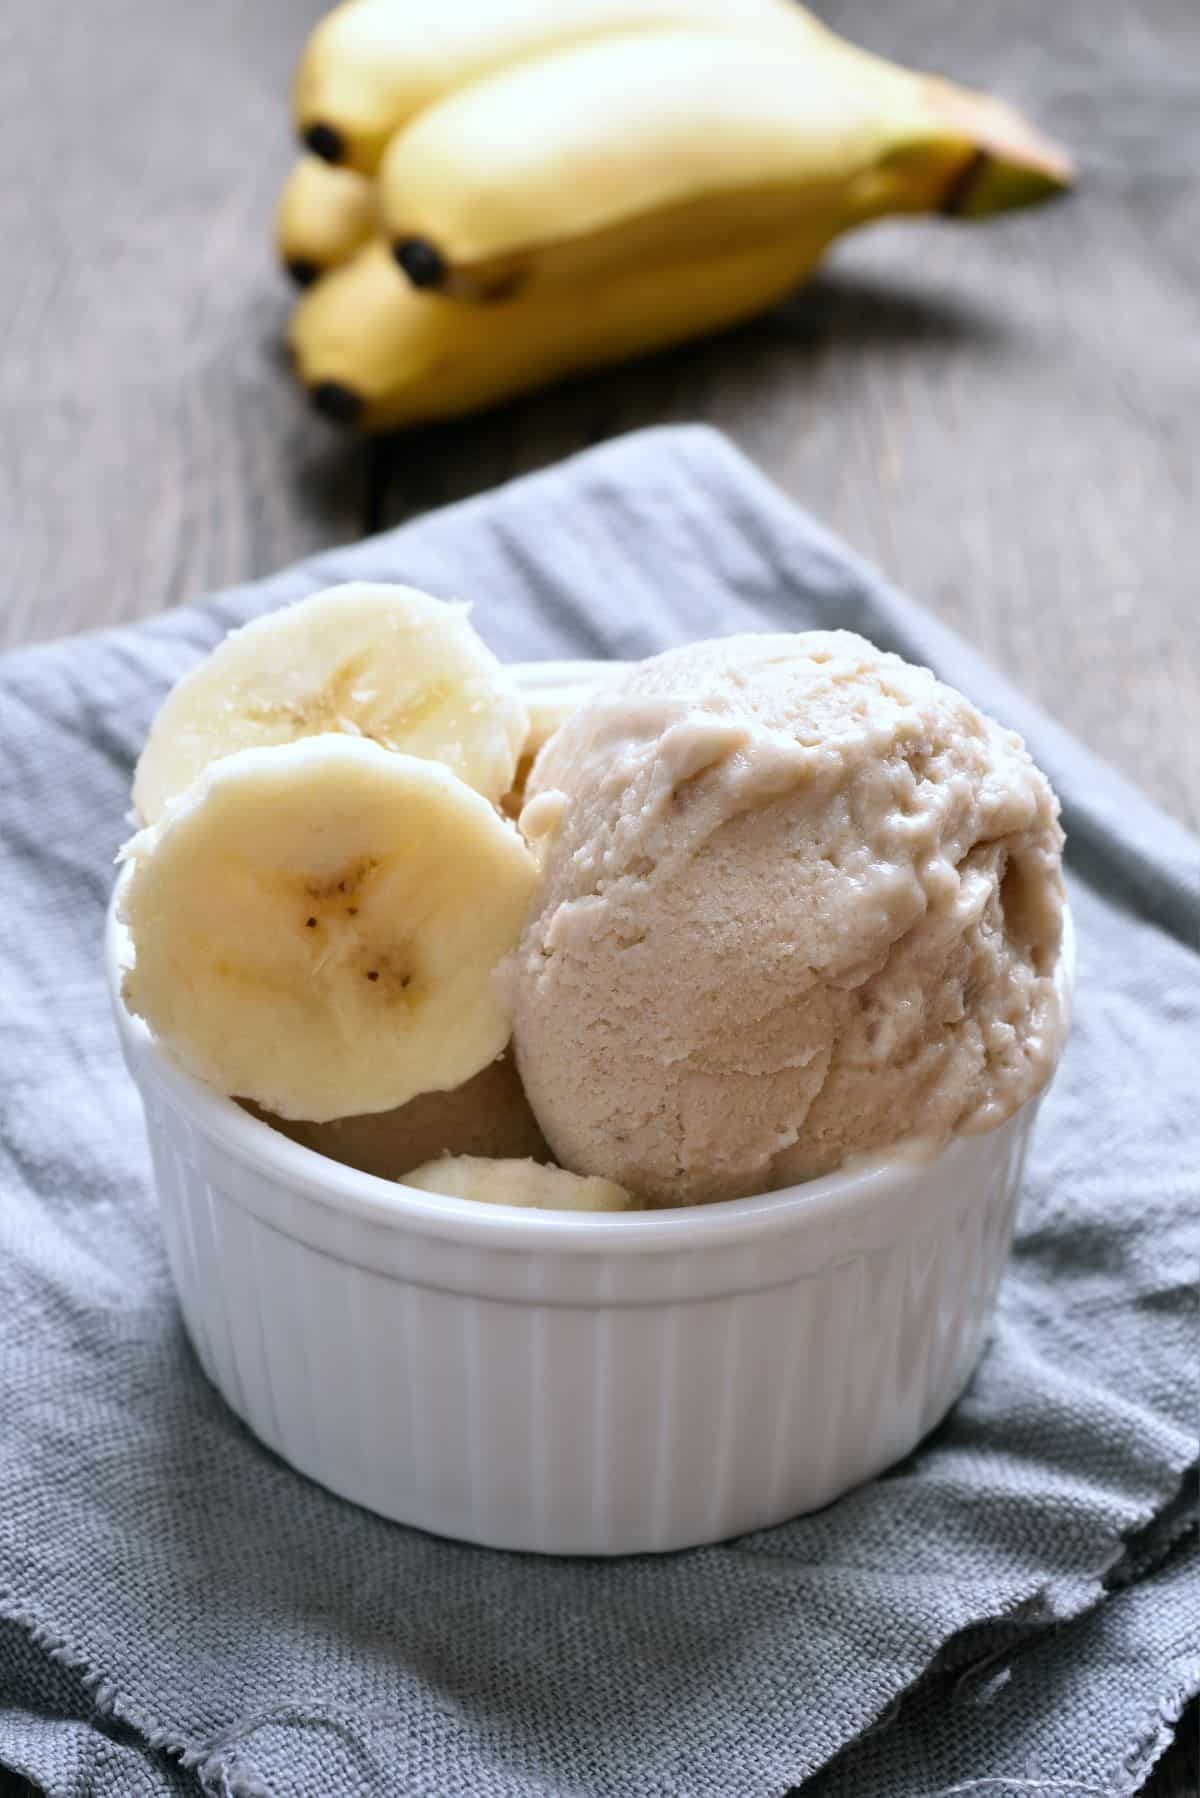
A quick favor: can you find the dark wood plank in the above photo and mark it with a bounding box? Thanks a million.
[372,0,1200,833]
[0,0,367,648]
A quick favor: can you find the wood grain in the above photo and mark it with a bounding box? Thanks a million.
[0,0,365,646]
[2,0,1196,832]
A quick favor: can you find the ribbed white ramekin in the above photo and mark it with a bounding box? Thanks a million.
[108,661,1072,1555]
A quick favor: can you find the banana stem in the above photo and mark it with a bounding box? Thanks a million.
[921,78,1074,216]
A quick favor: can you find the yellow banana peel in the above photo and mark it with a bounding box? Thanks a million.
[376,30,1071,299]
[288,235,839,432]
[283,0,1072,429]
[275,155,376,286]
[294,0,818,173]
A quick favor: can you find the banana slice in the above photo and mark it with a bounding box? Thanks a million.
[401,1155,635,1211]
[132,582,528,824]
[119,736,539,1121]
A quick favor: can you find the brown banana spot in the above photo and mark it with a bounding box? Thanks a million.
[304,857,378,903]
[357,947,416,1002]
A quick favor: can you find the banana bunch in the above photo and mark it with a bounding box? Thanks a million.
[119,582,626,1207]
[278,0,1072,430]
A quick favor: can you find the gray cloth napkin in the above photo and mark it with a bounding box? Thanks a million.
[1,425,1196,1798]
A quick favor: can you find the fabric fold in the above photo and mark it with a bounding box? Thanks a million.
[803,1520,1199,1797]
[1,426,1196,1798]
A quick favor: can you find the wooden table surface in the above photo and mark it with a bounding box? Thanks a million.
[3,0,1197,832]
[2,0,1195,1789]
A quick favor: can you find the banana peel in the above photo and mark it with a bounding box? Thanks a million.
[375,31,1072,300]
[284,1,1072,429]
[276,155,377,286]
[294,0,821,173]
[288,236,840,432]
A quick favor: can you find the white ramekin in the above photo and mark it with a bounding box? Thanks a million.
[108,661,1073,1556]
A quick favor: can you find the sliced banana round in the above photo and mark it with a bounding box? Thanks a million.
[119,735,539,1121]
[132,582,528,824]
[401,1155,635,1211]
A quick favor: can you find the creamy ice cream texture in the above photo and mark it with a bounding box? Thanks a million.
[512,631,1067,1206]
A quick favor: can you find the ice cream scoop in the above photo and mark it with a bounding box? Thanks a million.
[245,1050,548,1179]
[512,631,1067,1205]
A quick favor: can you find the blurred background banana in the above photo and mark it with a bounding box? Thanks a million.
[376,30,1070,300]
[294,0,820,173]
[289,236,840,431]
[281,0,1072,432]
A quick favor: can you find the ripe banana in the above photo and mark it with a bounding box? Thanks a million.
[294,0,817,175]
[119,736,539,1121]
[288,234,837,433]
[132,582,528,823]
[276,154,376,286]
[247,1050,549,1177]
[402,1155,635,1211]
[378,29,1073,299]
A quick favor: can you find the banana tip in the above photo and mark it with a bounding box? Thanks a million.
[947,136,1075,218]
[925,81,1075,215]
[311,381,365,428]
[303,121,344,165]
[286,259,321,289]
[394,238,446,290]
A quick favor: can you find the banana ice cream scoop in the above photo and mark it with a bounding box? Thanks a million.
[512,631,1067,1206]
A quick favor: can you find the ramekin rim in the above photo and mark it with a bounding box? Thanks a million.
[107,885,1073,1255]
